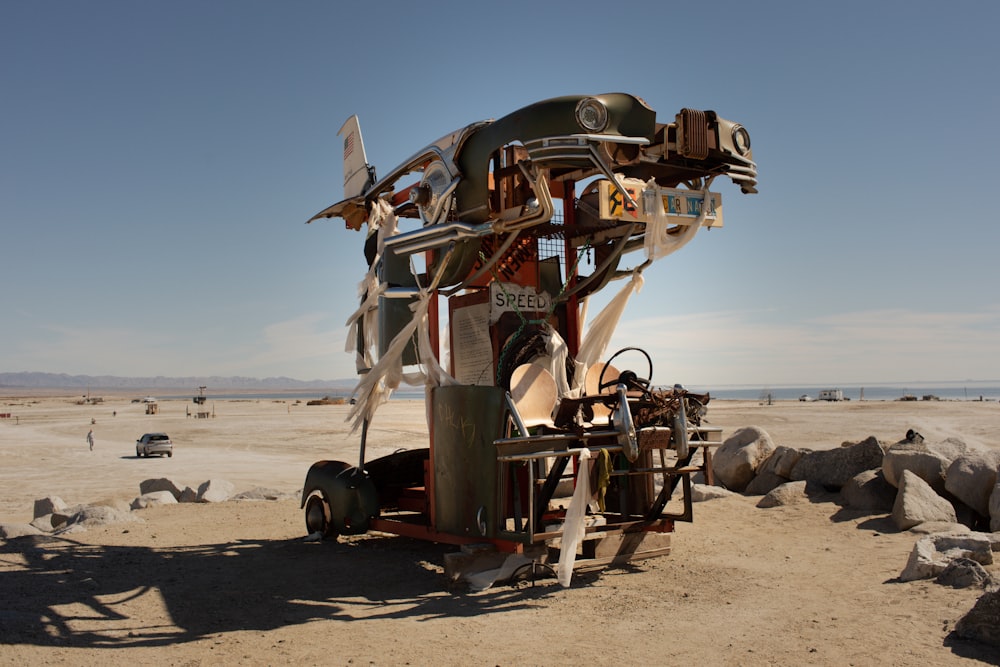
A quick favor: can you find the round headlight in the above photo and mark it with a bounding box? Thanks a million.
[576,98,608,133]
[732,125,751,156]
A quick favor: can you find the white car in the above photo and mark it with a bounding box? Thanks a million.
[136,433,173,457]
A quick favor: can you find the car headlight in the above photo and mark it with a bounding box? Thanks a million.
[731,124,751,156]
[576,97,608,132]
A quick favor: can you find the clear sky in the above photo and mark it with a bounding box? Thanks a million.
[2,0,998,387]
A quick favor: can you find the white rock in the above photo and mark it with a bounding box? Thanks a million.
[899,532,994,582]
[757,446,803,479]
[757,480,809,508]
[945,451,1000,517]
[909,521,971,535]
[882,441,948,491]
[892,469,957,530]
[29,515,56,532]
[0,523,44,539]
[139,478,183,500]
[712,426,776,492]
[130,490,179,510]
[69,505,139,526]
[690,484,738,502]
[197,479,235,503]
[33,496,67,519]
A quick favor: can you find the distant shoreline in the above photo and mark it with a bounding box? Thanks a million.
[3,385,998,403]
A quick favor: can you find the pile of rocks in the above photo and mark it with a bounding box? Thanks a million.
[709,426,1000,533]
[706,425,1000,647]
[0,477,296,539]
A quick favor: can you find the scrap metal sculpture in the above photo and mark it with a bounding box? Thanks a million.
[302,93,756,586]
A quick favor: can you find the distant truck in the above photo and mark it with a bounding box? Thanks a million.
[818,389,844,401]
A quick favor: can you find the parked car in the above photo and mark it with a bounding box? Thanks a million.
[136,432,173,458]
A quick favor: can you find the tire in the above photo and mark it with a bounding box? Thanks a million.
[167,451,172,458]
[136,448,141,458]
[304,492,336,539]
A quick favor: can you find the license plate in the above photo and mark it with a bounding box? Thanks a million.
[598,178,723,227]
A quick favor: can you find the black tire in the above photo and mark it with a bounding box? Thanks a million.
[304,492,336,539]
[136,448,142,458]
[167,451,172,458]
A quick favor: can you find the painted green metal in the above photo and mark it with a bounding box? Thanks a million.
[454,93,657,223]
[431,385,507,538]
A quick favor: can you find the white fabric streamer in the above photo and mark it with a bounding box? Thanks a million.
[345,235,459,433]
[642,175,714,262]
[572,176,717,391]
[557,448,592,587]
[344,199,398,374]
[576,270,644,373]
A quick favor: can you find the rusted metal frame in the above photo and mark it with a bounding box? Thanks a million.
[645,446,699,522]
[510,461,524,533]
[523,136,649,210]
[531,516,675,542]
[495,431,623,456]
[561,179,580,356]
[553,222,636,303]
[533,455,570,536]
[368,517,523,552]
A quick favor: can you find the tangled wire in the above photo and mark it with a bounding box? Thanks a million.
[633,387,710,429]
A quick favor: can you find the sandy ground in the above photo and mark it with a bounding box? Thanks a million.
[2,393,1000,665]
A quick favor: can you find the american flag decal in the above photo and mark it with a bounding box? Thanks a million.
[343,133,354,158]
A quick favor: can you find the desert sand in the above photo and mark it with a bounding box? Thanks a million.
[2,392,999,665]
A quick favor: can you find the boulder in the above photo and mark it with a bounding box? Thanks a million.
[757,480,810,508]
[928,437,969,463]
[0,523,44,539]
[179,486,198,503]
[139,478,183,500]
[882,440,948,492]
[744,470,790,496]
[899,532,994,582]
[712,426,777,492]
[935,557,993,589]
[990,480,1000,532]
[909,521,971,535]
[757,446,803,478]
[30,515,55,532]
[892,470,957,530]
[197,479,235,503]
[840,469,896,513]
[66,505,138,527]
[945,450,1000,517]
[51,504,87,528]
[232,487,295,501]
[33,496,67,519]
[789,436,885,490]
[954,589,1000,647]
[130,490,179,510]
[691,484,738,502]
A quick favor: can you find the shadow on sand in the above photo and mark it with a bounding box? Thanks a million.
[0,532,556,648]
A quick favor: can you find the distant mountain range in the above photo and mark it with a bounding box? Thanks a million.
[0,372,355,391]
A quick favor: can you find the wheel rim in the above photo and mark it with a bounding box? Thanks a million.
[304,494,330,536]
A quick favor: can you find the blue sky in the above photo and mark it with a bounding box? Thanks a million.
[2,1,998,387]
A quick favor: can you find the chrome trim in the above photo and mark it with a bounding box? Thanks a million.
[383,221,493,255]
[523,135,649,210]
[575,97,609,132]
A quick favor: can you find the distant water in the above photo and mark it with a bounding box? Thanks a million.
[681,383,1000,402]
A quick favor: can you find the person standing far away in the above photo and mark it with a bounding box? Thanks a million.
[87,429,94,451]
